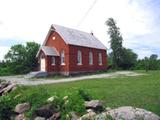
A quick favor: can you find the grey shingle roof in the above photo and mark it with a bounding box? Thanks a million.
[36,46,59,57]
[43,24,106,50]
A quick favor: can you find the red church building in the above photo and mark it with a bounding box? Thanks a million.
[36,24,107,76]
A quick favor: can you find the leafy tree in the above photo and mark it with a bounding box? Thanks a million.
[106,18,123,69]
[119,48,138,69]
[3,42,40,74]
[148,54,159,70]
[25,42,40,69]
[150,54,158,60]
[5,44,26,62]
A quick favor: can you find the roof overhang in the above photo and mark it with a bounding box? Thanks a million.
[36,46,59,57]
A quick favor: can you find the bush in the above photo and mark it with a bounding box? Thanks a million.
[78,89,92,101]
[45,91,86,120]
[0,95,17,120]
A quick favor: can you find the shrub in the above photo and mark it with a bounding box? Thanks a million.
[78,89,92,101]
[45,91,87,120]
[0,95,17,120]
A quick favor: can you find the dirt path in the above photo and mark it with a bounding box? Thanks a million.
[0,71,144,86]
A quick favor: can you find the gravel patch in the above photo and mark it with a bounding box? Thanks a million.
[0,71,145,86]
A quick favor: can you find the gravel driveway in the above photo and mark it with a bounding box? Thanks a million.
[0,71,144,86]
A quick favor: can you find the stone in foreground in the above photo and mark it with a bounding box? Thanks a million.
[34,117,45,120]
[35,104,55,118]
[15,102,31,114]
[106,106,160,120]
[85,100,103,111]
[15,114,26,120]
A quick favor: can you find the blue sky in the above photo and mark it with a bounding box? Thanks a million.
[0,0,159,60]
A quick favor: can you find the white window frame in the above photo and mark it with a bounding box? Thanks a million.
[51,56,55,66]
[98,53,102,65]
[89,51,93,65]
[77,50,82,65]
[61,50,65,65]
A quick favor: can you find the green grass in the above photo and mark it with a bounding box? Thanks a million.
[5,70,160,116]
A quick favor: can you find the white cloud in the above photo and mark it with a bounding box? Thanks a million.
[134,48,155,59]
[0,46,10,60]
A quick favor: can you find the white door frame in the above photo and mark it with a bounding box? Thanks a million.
[40,58,46,71]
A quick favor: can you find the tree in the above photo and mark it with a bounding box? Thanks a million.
[106,18,123,69]
[148,54,159,70]
[4,42,40,74]
[119,48,138,69]
[5,44,26,62]
[150,54,158,60]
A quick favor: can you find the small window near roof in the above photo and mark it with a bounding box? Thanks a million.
[77,50,82,65]
[51,57,55,65]
[52,36,56,40]
[98,53,102,65]
[89,51,93,65]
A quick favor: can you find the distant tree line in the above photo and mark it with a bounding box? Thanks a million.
[106,18,160,70]
[135,54,160,70]
[0,42,40,76]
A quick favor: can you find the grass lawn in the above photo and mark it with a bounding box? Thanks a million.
[5,70,160,116]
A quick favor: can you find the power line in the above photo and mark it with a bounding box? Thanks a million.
[76,0,98,27]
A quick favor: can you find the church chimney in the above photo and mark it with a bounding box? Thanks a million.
[90,31,94,35]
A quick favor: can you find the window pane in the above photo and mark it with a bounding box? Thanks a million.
[89,51,93,65]
[77,50,82,65]
[98,53,102,65]
[61,50,65,65]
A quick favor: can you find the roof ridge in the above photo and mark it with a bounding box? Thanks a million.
[52,24,92,36]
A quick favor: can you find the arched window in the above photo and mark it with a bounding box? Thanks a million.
[61,50,65,65]
[89,51,93,65]
[51,56,55,65]
[98,53,102,65]
[77,50,82,65]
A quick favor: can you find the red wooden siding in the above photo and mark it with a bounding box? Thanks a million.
[45,31,69,73]
[68,45,107,73]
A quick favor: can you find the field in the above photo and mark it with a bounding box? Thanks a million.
[2,70,160,117]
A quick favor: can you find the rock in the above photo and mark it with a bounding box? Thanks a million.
[95,112,107,120]
[0,82,16,96]
[35,104,55,118]
[105,107,111,111]
[85,100,104,111]
[48,112,61,120]
[78,111,96,120]
[15,102,31,114]
[106,106,160,120]
[34,117,45,120]
[70,112,79,120]
[15,114,26,120]
[86,109,94,113]
[3,83,16,93]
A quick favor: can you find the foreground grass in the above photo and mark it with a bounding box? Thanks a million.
[5,70,160,116]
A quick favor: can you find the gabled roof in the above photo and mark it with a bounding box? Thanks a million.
[43,24,106,50]
[36,46,59,57]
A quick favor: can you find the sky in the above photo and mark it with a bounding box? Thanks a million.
[0,0,160,60]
